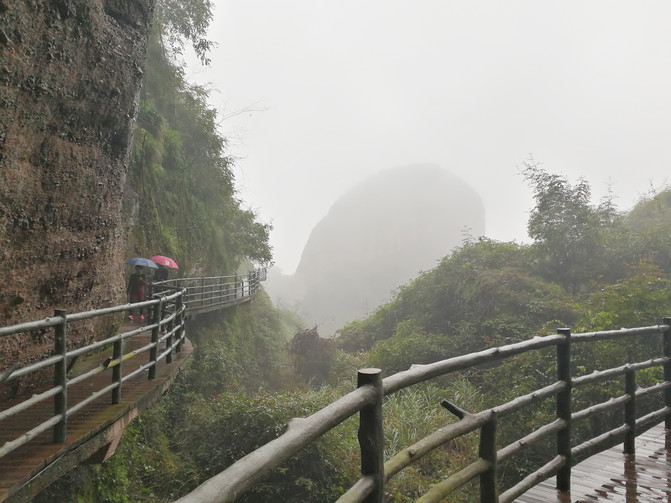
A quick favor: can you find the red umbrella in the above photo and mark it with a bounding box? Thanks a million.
[150,255,179,269]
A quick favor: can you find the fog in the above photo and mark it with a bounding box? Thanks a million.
[186,2,671,274]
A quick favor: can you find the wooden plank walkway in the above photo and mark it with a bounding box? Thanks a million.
[516,423,671,502]
[0,322,192,502]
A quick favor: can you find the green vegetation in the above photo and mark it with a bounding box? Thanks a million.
[330,164,671,497]
[123,0,271,273]
[41,171,671,501]
[338,238,578,372]
[37,0,671,501]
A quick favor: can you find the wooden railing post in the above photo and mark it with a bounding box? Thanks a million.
[624,368,636,454]
[556,327,572,493]
[479,411,498,502]
[358,368,384,503]
[149,298,162,380]
[53,309,67,443]
[663,317,671,431]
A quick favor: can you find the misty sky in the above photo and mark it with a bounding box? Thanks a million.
[186,2,671,274]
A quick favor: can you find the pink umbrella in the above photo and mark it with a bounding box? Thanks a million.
[150,255,179,269]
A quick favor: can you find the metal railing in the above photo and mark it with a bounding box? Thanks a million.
[176,321,671,503]
[0,289,186,459]
[0,269,263,463]
[151,269,263,315]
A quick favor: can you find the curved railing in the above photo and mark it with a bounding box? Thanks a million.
[176,321,671,503]
[0,269,263,463]
[153,268,265,315]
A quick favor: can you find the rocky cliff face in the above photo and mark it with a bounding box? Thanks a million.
[283,164,486,336]
[0,0,155,377]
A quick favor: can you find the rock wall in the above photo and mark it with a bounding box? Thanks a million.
[286,164,486,336]
[0,0,155,376]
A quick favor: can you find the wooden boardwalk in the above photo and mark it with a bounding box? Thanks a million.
[0,323,191,502]
[516,423,671,502]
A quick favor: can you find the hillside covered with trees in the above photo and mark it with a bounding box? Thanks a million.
[32,1,671,502]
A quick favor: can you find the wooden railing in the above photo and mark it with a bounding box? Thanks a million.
[176,321,671,503]
[0,270,263,463]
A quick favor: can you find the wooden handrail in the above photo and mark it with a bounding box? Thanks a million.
[177,321,671,503]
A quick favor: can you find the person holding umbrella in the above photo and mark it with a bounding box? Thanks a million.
[150,255,179,271]
[127,266,148,322]
[153,265,169,282]
[150,255,178,285]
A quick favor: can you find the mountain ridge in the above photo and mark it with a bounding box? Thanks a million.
[268,164,486,335]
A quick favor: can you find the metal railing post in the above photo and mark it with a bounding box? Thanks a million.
[624,368,636,454]
[166,308,174,365]
[663,317,671,431]
[556,327,572,493]
[479,412,498,502]
[112,330,123,404]
[53,309,67,443]
[149,298,162,380]
[175,294,184,353]
[358,368,384,503]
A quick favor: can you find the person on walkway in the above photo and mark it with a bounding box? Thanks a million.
[154,265,169,282]
[152,265,169,295]
[127,266,147,322]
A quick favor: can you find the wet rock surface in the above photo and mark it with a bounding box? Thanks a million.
[0,0,155,386]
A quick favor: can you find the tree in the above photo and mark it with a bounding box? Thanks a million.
[289,327,335,385]
[522,158,614,293]
[621,188,671,273]
[153,0,215,64]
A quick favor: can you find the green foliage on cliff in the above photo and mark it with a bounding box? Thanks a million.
[123,2,271,274]
[185,290,294,393]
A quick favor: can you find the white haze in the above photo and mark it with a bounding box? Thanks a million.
[186,1,671,274]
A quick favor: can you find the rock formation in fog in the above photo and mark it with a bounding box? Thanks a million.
[287,164,485,336]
